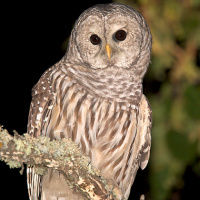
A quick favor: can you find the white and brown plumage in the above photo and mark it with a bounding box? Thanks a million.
[27,3,152,200]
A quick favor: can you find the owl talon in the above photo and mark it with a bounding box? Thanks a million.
[87,159,91,166]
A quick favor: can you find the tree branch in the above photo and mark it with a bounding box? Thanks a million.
[0,127,117,200]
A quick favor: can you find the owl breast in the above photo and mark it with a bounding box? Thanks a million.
[45,66,141,194]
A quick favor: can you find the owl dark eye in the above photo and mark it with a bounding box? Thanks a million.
[90,34,101,45]
[114,30,127,41]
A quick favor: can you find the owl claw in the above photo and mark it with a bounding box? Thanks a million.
[87,158,91,166]
[105,183,123,200]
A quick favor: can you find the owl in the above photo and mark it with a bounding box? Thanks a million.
[27,3,152,200]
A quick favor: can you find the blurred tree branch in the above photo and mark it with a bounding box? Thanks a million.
[0,127,116,200]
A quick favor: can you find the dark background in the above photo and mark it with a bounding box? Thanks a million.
[1,1,200,200]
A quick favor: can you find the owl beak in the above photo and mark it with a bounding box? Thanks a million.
[106,44,111,59]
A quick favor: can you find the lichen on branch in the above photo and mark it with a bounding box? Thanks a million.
[0,127,116,200]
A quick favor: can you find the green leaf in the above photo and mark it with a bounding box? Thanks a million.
[150,167,171,200]
[184,85,200,119]
[166,130,197,163]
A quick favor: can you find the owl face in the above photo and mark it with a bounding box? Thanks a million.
[68,4,151,71]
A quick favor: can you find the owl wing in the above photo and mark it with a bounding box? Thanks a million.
[27,65,62,200]
[138,94,152,170]
[27,66,59,138]
[123,95,152,199]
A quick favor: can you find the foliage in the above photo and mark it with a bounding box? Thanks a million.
[114,0,200,199]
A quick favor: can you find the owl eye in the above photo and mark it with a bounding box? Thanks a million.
[114,30,127,41]
[90,34,101,45]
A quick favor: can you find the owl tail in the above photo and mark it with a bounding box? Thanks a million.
[27,167,42,200]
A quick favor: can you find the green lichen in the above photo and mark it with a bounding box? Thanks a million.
[15,139,25,151]
[24,145,33,156]
[7,160,21,168]
[34,166,48,175]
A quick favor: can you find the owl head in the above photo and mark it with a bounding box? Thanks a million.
[66,3,152,78]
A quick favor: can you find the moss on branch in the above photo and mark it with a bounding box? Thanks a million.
[0,127,117,200]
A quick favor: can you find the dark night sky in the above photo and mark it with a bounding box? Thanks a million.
[0,1,149,200]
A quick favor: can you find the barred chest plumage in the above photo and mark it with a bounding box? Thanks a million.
[41,63,143,195]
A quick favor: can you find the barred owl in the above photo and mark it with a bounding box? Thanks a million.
[27,3,152,200]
